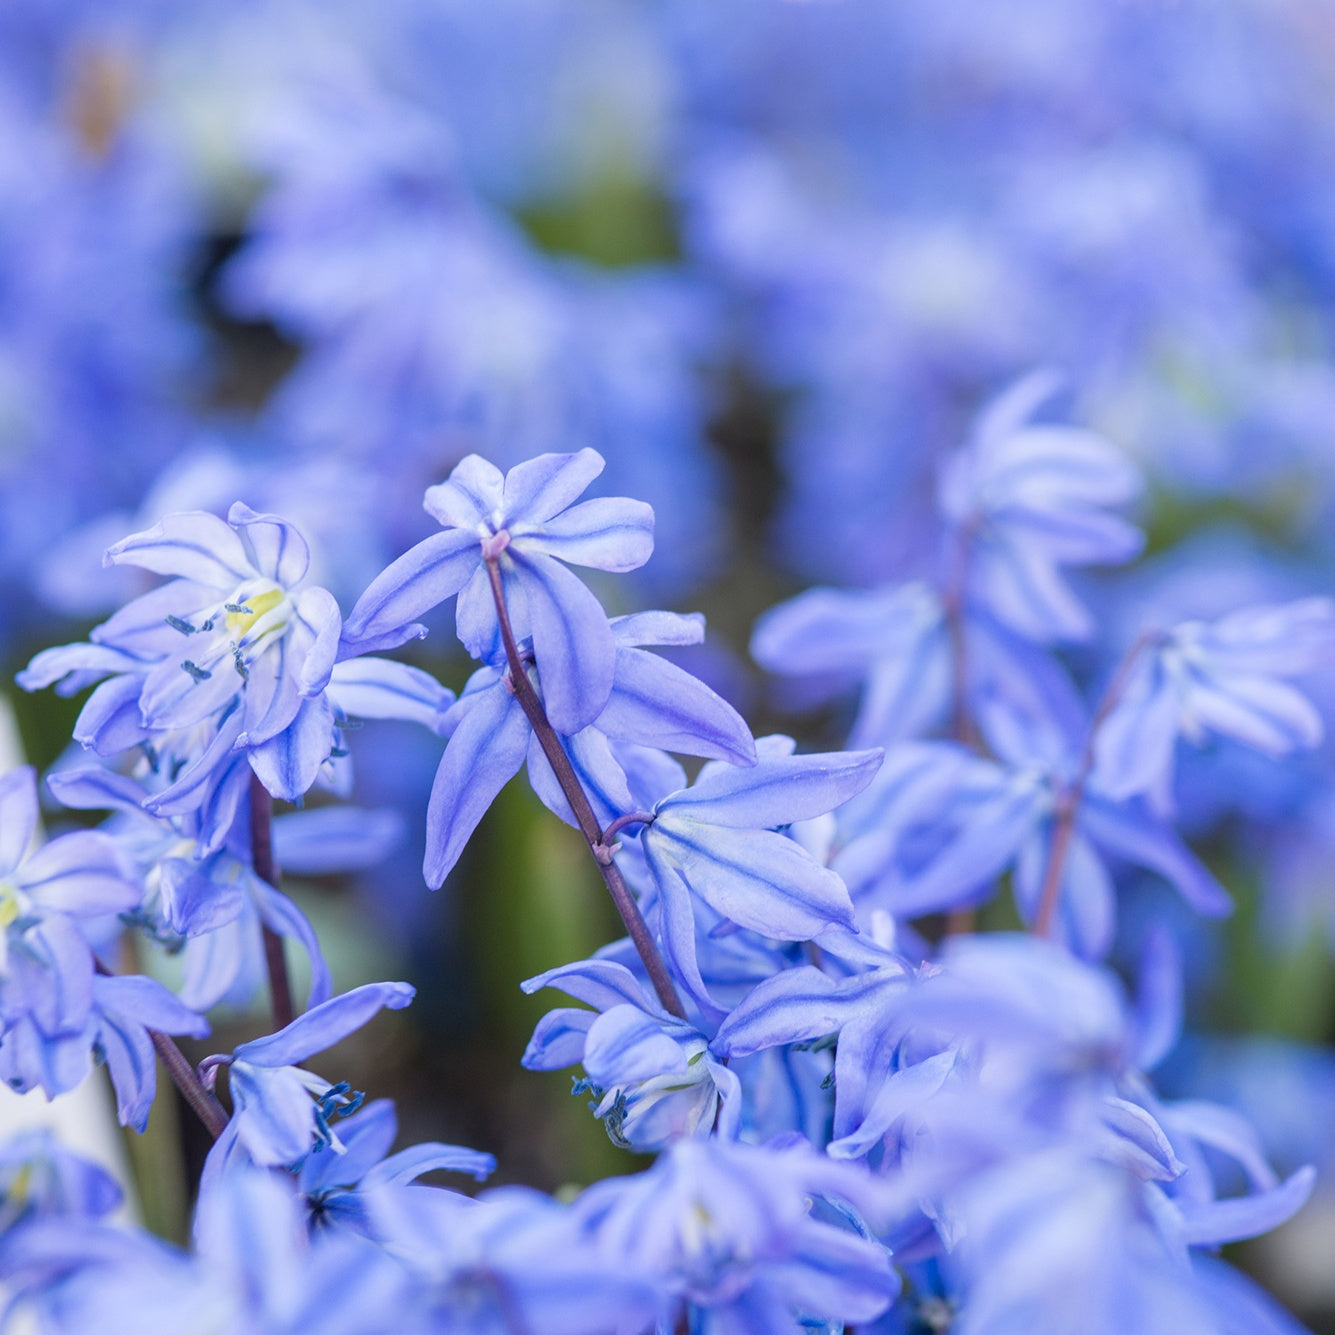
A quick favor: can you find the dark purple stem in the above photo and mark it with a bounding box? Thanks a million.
[151,1031,229,1139]
[483,556,687,1020]
[1034,630,1156,938]
[250,774,295,1031]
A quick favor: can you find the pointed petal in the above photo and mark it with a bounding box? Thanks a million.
[295,586,342,695]
[227,503,310,585]
[104,512,252,587]
[423,682,529,887]
[500,448,604,526]
[513,551,615,734]
[518,497,655,573]
[328,658,454,733]
[423,454,504,528]
[17,831,139,916]
[233,981,416,1067]
[343,529,479,644]
[248,695,336,802]
[0,766,39,876]
[661,747,882,829]
[598,648,756,763]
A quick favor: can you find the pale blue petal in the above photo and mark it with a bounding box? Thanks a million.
[598,647,756,763]
[272,807,403,875]
[227,503,311,585]
[364,1142,496,1187]
[423,454,504,528]
[248,694,336,802]
[342,528,479,644]
[1179,1166,1316,1247]
[233,980,415,1067]
[295,586,342,695]
[254,878,334,1008]
[17,831,138,917]
[500,448,603,527]
[424,681,529,887]
[328,657,454,733]
[584,1006,691,1085]
[88,579,219,655]
[516,497,655,573]
[661,746,882,829]
[73,676,151,754]
[18,642,142,695]
[45,767,146,816]
[611,611,705,648]
[521,958,656,1011]
[522,1007,598,1070]
[104,512,252,588]
[648,819,855,940]
[513,550,615,734]
[0,766,38,877]
[1081,799,1232,917]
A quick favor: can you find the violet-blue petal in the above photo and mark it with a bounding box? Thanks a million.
[248,693,336,802]
[521,958,659,1012]
[512,549,616,734]
[611,610,705,648]
[72,676,149,754]
[1080,798,1232,917]
[272,807,403,875]
[517,497,655,573]
[0,766,38,876]
[253,879,334,1008]
[328,657,454,733]
[584,1006,692,1086]
[228,503,311,585]
[233,981,415,1068]
[500,447,604,527]
[424,679,530,888]
[662,746,882,829]
[88,579,219,655]
[17,832,139,917]
[365,1143,496,1187]
[422,454,505,528]
[103,511,252,587]
[298,1098,398,1195]
[342,527,479,646]
[647,820,856,940]
[138,651,241,732]
[237,635,301,747]
[522,1008,599,1070]
[17,642,144,695]
[45,767,147,816]
[1178,1166,1316,1247]
[295,586,342,696]
[598,646,756,763]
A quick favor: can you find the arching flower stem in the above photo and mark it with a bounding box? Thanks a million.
[484,557,687,1020]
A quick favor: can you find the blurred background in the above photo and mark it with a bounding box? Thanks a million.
[5,0,1335,1325]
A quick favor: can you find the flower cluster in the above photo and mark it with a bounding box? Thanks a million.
[3,435,1324,1332]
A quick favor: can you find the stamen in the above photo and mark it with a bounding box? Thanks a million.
[231,645,249,681]
[181,660,212,682]
[165,615,196,635]
[223,603,254,615]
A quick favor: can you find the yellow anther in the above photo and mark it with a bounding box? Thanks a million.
[225,586,285,638]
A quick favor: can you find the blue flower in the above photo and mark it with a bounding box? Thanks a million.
[636,737,882,1017]
[939,371,1144,643]
[1093,598,1335,804]
[521,957,741,1151]
[575,1137,899,1333]
[201,981,415,1179]
[343,449,654,732]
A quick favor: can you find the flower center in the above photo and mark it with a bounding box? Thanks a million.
[225,585,286,639]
